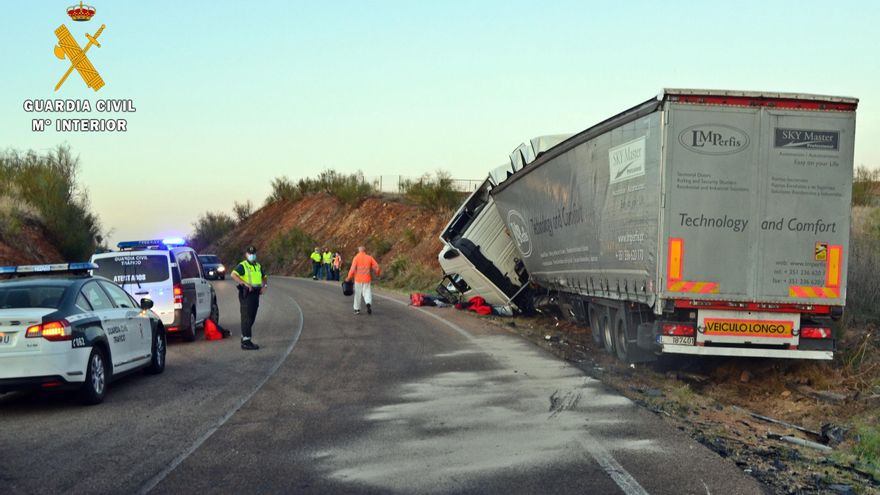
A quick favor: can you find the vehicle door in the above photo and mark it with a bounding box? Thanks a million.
[99,281,150,365]
[80,281,131,369]
[175,249,210,322]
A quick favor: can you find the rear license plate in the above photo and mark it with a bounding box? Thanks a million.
[661,336,694,345]
[0,333,12,345]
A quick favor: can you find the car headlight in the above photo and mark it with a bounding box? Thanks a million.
[217,265,225,272]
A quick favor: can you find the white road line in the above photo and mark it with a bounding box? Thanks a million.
[378,293,651,495]
[138,291,305,494]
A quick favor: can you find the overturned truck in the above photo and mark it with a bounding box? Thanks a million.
[442,89,858,362]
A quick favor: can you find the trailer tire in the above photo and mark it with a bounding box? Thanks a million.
[614,313,632,363]
[601,312,615,355]
[589,306,604,347]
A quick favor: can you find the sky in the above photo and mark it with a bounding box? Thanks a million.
[4,0,879,246]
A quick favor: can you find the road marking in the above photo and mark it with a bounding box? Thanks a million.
[137,290,305,494]
[377,293,650,495]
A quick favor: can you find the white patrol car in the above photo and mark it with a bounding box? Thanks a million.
[0,263,166,404]
[91,239,219,342]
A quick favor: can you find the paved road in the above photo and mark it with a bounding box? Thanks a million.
[0,278,766,494]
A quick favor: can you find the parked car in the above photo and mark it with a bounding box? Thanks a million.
[0,262,165,404]
[198,254,226,280]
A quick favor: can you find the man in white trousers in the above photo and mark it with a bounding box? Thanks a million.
[345,246,381,315]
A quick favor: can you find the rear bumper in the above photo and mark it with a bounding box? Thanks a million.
[0,375,77,393]
[0,347,89,384]
[661,344,833,360]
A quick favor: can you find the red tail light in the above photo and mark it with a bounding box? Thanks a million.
[662,323,695,336]
[173,283,183,306]
[26,320,72,341]
[801,327,832,339]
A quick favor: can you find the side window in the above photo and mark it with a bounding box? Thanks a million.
[76,292,93,311]
[176,250,201,279]
[81,282,114,312]
[100,282,137,309]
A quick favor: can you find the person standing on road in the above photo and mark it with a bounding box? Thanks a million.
[231,246,267,350]
[310,247,322,280]
[322,247,333,280]
[332,252,343,281]
[346,246,380,315]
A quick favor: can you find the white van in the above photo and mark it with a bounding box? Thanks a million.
[91,239,218,341]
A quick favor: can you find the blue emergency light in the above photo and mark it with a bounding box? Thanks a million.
[0,262,99,275]
[117,238,187,250]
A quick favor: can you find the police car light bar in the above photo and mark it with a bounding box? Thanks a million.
[0,262,99,275]
[117,238,187,250]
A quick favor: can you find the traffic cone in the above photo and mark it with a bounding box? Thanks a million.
[204,318,223,341]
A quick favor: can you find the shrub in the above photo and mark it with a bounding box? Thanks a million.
[378,255,438,292]
[853,166,880,207]
[367,234,393,258]
[265,227,316,274]
[847,206,880,323]
[0,146,103,261]
[233,200,253,223]
[265,170,375,206]
[401,171,465,211]
[190,211,236,252]
[402,228,419,247]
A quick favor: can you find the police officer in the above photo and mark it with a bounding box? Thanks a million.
[310,247,322,280]
[322,247,333,280]
[231,246,267,350]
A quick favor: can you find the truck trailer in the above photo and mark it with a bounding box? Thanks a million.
[449,89,857,362]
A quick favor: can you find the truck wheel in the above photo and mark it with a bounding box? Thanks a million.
[181,310,197,342]
[589,306,604,347]
[614,314,632,363]
[601,313,615,355]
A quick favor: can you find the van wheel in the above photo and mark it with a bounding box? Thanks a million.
[614,314,632,363]
[146,328,166,374]
[79,348,107,405]
[181,310,197,342]
[601,313,615,355]
[589,306,604,347]
[210,299,220,326]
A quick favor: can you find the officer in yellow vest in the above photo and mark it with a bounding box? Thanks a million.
[310,247,322,280]
[322,248,333,280]
[231,246,267,350]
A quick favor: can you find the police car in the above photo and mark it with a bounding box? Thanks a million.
[91,238,218,342]
[0,263,166,404]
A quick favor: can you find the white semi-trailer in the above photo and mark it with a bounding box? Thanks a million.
[446,89,857,362]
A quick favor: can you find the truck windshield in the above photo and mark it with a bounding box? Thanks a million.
[92,254,170,285]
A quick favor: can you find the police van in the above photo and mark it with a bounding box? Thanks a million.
[91,239,219,341]
[0,263,165,404]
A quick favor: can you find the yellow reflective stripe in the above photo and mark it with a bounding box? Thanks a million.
[668,238,683,282]
[826,245,842,288]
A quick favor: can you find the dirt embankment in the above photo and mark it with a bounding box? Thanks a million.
[0,220,65,266]
[214,193,448,276]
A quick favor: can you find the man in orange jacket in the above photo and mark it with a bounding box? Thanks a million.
[346,246,380,315]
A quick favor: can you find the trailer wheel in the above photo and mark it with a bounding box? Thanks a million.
[614,313,632,363]
[601,312,615,355]
[589,306,604,347]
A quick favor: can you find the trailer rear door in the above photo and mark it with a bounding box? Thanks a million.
[662,97,855,305]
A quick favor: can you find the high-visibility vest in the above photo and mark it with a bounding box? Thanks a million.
[323,251,333,264]
[310,251,321,262]
[239,260,263,286]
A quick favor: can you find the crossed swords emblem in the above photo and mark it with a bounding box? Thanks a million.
[53,23,106,91]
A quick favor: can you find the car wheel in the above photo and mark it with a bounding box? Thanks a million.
[79,348,108,405]
[210,299,220,326]
[601,313,615,355]
[181,310,197,342]
[146,328,166,374]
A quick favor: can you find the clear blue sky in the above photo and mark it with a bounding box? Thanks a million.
[4,1,879,246]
